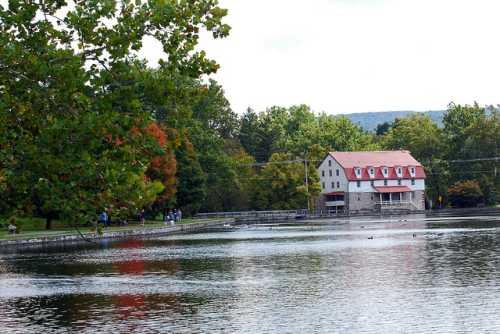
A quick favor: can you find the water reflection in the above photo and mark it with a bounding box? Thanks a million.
[1,211,500,333]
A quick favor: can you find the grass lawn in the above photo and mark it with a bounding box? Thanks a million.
[0,217,220,241]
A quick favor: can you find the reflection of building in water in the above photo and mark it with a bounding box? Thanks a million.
[318,151,426,213]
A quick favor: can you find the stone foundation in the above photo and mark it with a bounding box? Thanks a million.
[347,191,426,212]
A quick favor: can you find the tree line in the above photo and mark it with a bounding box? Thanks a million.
[1,2,498,229]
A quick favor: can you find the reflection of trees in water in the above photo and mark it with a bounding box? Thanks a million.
[5,294,110,332]
[3,292,209,332]
[109,239,211,332]
[424,231,500,286]
[1,238,215,332]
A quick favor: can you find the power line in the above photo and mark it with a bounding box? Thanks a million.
[448,157,500,163]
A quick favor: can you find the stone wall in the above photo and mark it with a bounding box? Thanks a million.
[413,190,426,210]
[348,191,426,212]
[0,219,232,250]
[347,192,378,212]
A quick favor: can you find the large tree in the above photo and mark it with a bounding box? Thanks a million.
[382,114,445,164]
[251,153,320,210]
[443,102,485,160]
[0,0,229,226]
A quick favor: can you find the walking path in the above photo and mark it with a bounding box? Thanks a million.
[0,218,233,249]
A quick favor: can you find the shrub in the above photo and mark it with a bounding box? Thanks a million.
[448,180,483,208]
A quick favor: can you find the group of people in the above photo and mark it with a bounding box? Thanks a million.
[97,208,181,227]
[163,209,182,225]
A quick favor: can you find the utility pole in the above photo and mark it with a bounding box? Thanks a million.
[304,155,310,212]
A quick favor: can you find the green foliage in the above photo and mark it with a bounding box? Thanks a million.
[442,105,499,205]
[0,0,229,225]
[251,153,320,210]
[478,176,497,206]
[443,102,485,160]
[448,180,483,208]
[176,136,206,216]
[382,114,445,163]
[375,121,393,136]
[238,105,379,163]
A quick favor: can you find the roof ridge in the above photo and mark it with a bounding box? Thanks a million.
[329,150,409,153]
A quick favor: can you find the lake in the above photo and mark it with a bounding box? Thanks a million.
[1,210,499,333]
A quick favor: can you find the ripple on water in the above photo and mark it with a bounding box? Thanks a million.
[1,213,500,333]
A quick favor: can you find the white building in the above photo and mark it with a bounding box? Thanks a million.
[317,151,426,213]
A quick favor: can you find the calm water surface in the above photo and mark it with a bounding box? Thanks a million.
[1,211,500,333]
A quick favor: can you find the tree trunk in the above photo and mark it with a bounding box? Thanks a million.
[46,217,52,230]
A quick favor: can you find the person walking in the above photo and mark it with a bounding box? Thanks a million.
[139,209,145,226]
[177,208,182,222]
[162,209,168,225]
[99,210,108,228]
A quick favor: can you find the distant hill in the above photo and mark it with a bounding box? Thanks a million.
[342,110,446,132]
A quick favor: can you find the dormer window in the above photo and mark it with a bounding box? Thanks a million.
[382,167,388,177]
[409,166,416,177]
[355,167,362,178]
[396,167,402,177]
[368,167,375,178]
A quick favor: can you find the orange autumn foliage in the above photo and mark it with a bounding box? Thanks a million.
[145,123,167,147]
[143,122,178,206]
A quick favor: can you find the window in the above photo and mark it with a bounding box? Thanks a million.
[410,167,415,176]
[411,179,415,185]
[337,181,340,188]
[398,179,402,186]
[383,167,388,176]
[369,168,374,175]
[397,167,402,175]
[328,160,332,167]
[321,170,325,177]
[384,180,388,186]
[357,181,361,188]
[329,170,332,177]
[322,182,325,189]
[336,169,339,176]
[331,182,335,188]
[370,180,374,186]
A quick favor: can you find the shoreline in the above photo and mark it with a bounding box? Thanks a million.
[0,218,233,250]
[2,207,498,250]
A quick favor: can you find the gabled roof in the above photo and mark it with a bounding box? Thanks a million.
[324,150,426,181]
[328,151,422,168]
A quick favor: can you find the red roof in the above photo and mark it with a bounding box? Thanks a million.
[374,186,412,193]
[329,151,421,168]
[328,151,426,181]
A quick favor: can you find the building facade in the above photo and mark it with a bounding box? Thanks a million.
[318,151,426,213]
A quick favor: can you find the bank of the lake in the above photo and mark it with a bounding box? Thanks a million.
[0,218,233,249]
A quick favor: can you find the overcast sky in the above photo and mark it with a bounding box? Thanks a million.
[4,0,499,115]
[192,0,500,114]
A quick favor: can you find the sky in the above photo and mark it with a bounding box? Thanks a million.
[3,0,500,115]
[190,0,500,114]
